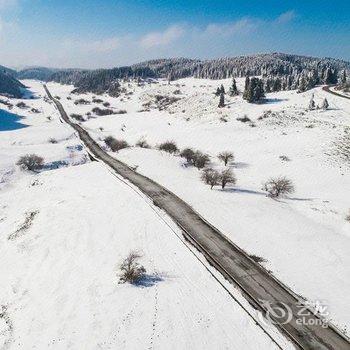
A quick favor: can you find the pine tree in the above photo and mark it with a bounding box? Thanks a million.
[220,84,225,94]
[215,87,221,96]
[340,70,347,87]
[218,92,225,108]
[244,76,250,91]
[324,68,338,85]
[321,98,329,110]
[298,76,307,93]
[243,77,264,103]
[308,95,315,110]
[229,78,239,96]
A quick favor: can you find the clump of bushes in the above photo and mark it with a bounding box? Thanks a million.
[180,148,196,163]
[115,109,127,114]
[74,98,90,105]
[92,107,114,116]
[180,148,210,169]
[0,99,13,107]
[70,113,84,122]
[31,108,40,113]
[16,102,28,109]
[193,152,210,169]
[48,138,58,144]
[262,176,295,198]
[118,251,146,284]
[136,138,151,149]
[92,98,104,103]
[158,140,179,154]
[103,102,110,107]
[218,151,234,166]
[346,211,350,222]
[237,115,251,123]
[17,154,44,172]
[104,136,129,152]
[279,155,291,162]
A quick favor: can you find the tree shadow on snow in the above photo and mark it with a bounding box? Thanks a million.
[231,162,249,169]
[282,196,313,202]
[134,273,165,288]
[264,98,289,104]
[42,160,69,171]
[220,187,266,196]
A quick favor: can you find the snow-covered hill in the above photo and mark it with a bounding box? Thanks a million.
[0,81,295,349]
[45,76,350,334]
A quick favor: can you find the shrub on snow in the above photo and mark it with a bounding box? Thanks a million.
[263,176,295,198]
[218,151,234,166]
[193,151,210,169]
[346,211,350,222]
[158,140,179,154]
[180,148,196,164]
[17,154,44,172]
[135,138,151,148]
[104,136,129,152]
[118,251,146,284]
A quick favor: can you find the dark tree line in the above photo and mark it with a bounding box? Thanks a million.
[14,53,350,96]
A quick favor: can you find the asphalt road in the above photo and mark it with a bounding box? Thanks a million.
[45,85,350,350]
[323,85,350,100]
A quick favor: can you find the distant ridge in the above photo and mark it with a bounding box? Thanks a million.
[11,52,350,96]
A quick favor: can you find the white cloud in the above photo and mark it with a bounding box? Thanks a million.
[275,10,296,24]
[140,24,185,49]
[203,18,257,37]
[62,37,120,53]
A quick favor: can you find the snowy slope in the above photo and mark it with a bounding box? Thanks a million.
[0,82,293,349]
[46,77,350,332]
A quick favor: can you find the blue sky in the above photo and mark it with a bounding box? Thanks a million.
[0,0,349,68]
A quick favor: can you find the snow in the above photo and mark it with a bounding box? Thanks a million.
[45,77,350,333]
[0,81,293,349]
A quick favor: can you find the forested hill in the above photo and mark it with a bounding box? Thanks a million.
[0,68,25,98]
[15,52,350,96]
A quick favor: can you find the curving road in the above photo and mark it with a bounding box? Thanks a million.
[45,85,350,350]
[323,85,350,100]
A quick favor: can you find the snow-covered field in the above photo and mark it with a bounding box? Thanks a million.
[45,77,350,333]
[0,82,295,349]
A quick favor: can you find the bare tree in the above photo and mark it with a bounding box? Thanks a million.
[17,154,44,172]
[220,168,236,189]
[218,151,234,166]
[263,176,295,198]
[346,211,350,222]
[119,251,146,284]
[201,168,220,189]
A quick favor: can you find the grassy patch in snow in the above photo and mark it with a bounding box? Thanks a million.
[8,210,39,240]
